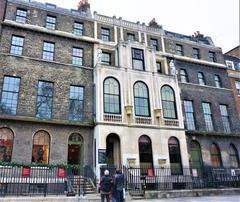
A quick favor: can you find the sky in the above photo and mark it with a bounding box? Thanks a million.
[35,0,239,53]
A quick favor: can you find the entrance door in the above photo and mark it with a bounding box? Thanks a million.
[190,141,203,169]
[67,133,83,165]
[106,134,121,166]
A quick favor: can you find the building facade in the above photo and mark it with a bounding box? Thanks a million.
[0,0,95,166]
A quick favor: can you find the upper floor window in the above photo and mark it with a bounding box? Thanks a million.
[220,105,231,133]
[198,72,205,85]
[134,81,150,117]
[229,144,240,168]
[0,76,20,115]
[42,41,55,61]
[156,62,162,73]
[161,85,177,119]
[235,81,240,95]
[36,81,54,119]
[101,28,110,41]
[150,39,158,51]
[127,33,135,42]
[132,48,144,70]
[179,69,188,83]
[214,75,221,88]
[192,48,200,59]
[104,77,121,114]
[72,47,83,66]
[101,52,111,65]
[176,44,183,56]
[46,15,56,29]
[74,22,83,36]
[69,85,84,121]
[208,51,216,62]
[10,35,24,56]
[183,100,195,130]
[16,8,27,23]
[226,60,234,70]
[202,102,214,131]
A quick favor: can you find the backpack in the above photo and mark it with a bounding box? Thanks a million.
[100,176,113,192]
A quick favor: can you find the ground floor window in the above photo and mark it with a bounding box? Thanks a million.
[168,137,182,174]
[0,128,14,162]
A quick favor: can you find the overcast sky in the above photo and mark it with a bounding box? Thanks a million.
[36,0,239,53]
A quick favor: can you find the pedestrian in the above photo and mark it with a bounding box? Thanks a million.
[100,170,113,202]
[112,169,124,202]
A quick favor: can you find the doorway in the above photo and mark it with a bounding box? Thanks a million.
[106,133,121,166]
[67,133,83,165]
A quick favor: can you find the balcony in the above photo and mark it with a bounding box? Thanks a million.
[135,117,152,125]
[164,119,179,127]
[103,114,122,123]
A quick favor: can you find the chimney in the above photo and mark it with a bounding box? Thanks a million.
[148,18,160,28]
[77,0,92,17]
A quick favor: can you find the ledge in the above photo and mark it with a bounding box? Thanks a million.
[186,130,240,138]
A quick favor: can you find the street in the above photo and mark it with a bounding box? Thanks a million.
[131,195,240,202]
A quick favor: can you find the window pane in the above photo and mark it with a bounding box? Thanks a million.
[72,47,83,66]
[150,39,158,51]
[180,69,188,83]
[202,102,214,131]
[10,35,24,55]
[42,42,55,61]
[132,49,144,70]
[184,100,195,130]
[46,15,56,29]
[16,9,27,23]
[0,76,20,115]
[198,72,205,85]
[161,86,177,119]
[74,22,83,36]
[101,53,111,65]
[220,105,231,133]
[101,28,110,41]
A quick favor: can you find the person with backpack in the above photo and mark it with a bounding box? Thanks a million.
[100,170,113,202]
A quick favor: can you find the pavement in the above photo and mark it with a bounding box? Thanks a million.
[130,195,240,202]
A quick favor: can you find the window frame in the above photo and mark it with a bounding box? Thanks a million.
[132,48,145,70]
[210,143,222,168]
[198,72,206,85]
[73,21,84,36]
[0,76,21,115]
[15,8,27,23]
[46,15,56,30]
[220,104,231,133]
[209,51,216,62]
[176,44,183,56]
[229,144,240,168]
[72,47,83,66]
[235,81,240,96]
[192,48,200,59]
[202,102,214,131]
[42,41,55,61]
[179,69,188,83]
[101,52,111,65]
[133,81,151,117]
[127,33,135,42]
[183,100,196,130]
[150,38,158,51]
[101,27,110,42]
[156,62,162,73]
[214,75,222,88]
[69,85,85,121]
[10,35,24,56]
[103,77,121,114]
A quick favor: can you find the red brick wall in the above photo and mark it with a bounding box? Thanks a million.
[230,78,240,119]
[0,0,7,22]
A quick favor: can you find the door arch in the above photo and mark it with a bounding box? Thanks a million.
[139,135,153,171]
[190,140,203,171]
[106,133,121,166]
[68,133,83,165]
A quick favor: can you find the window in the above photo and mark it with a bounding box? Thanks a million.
[176,44,183,56]
[104,77,121,114]
[72,47,83,66]
[179,69,188,83]
[69,85,84,121]
[46,15,56,29]
[229,144,240,168]
[32,131,50,164]
[192,48,200,59]
[220,105,231,133]
[0,76,20,115]
[202,102,214,131]
[161,85,177,119]
[168,137,183,175]
[42,41,55,61]
[139,135,153,171]
[210,143,222,168]
[101,52,111,65]
[209,51,216,62]
[101,28,110,41]
[184,100,195,130]
[156,62,162,73]
[36,81,54,119]
[74,22,83,36]
[127,33,135,42]
[235,81,240,95]
[134,82,150,117]
[214,75,221,88]
[132,48,144,70]
[150,38,158,51]
[226,60,234,70]
[0,128,14,162]
[15,8,27,23]
[198,72,205,85]
[10,35,24,56]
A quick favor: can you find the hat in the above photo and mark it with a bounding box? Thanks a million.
[104,170,109,176]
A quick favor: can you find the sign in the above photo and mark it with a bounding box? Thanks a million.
[22,166,31,177]
[98,149,106,164]
[231,169,236,177]
[147,168,154,177]
[192,169,198,177]
[58,167,66,178]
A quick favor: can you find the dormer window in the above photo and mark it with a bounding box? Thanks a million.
[16,8,27,23]
[209,51,216,62]
[193,48,200,59]
[46,15,56,29]
[127,33,135,42]
[176,44,183,56]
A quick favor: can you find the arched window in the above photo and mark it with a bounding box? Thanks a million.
[168,137,182,174]
[161,85,177,119]
[229,144,239,168]
[0,128,14,162]
[139,135,153,171]
[32,131,50,164]
[179,69,188,83]
[134,82,150,117]
[190,140,203,170]
[104,77,121,114]
[210,143,222,168]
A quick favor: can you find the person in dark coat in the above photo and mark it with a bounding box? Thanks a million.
[112,169,124,202]
[100,170,113,202]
